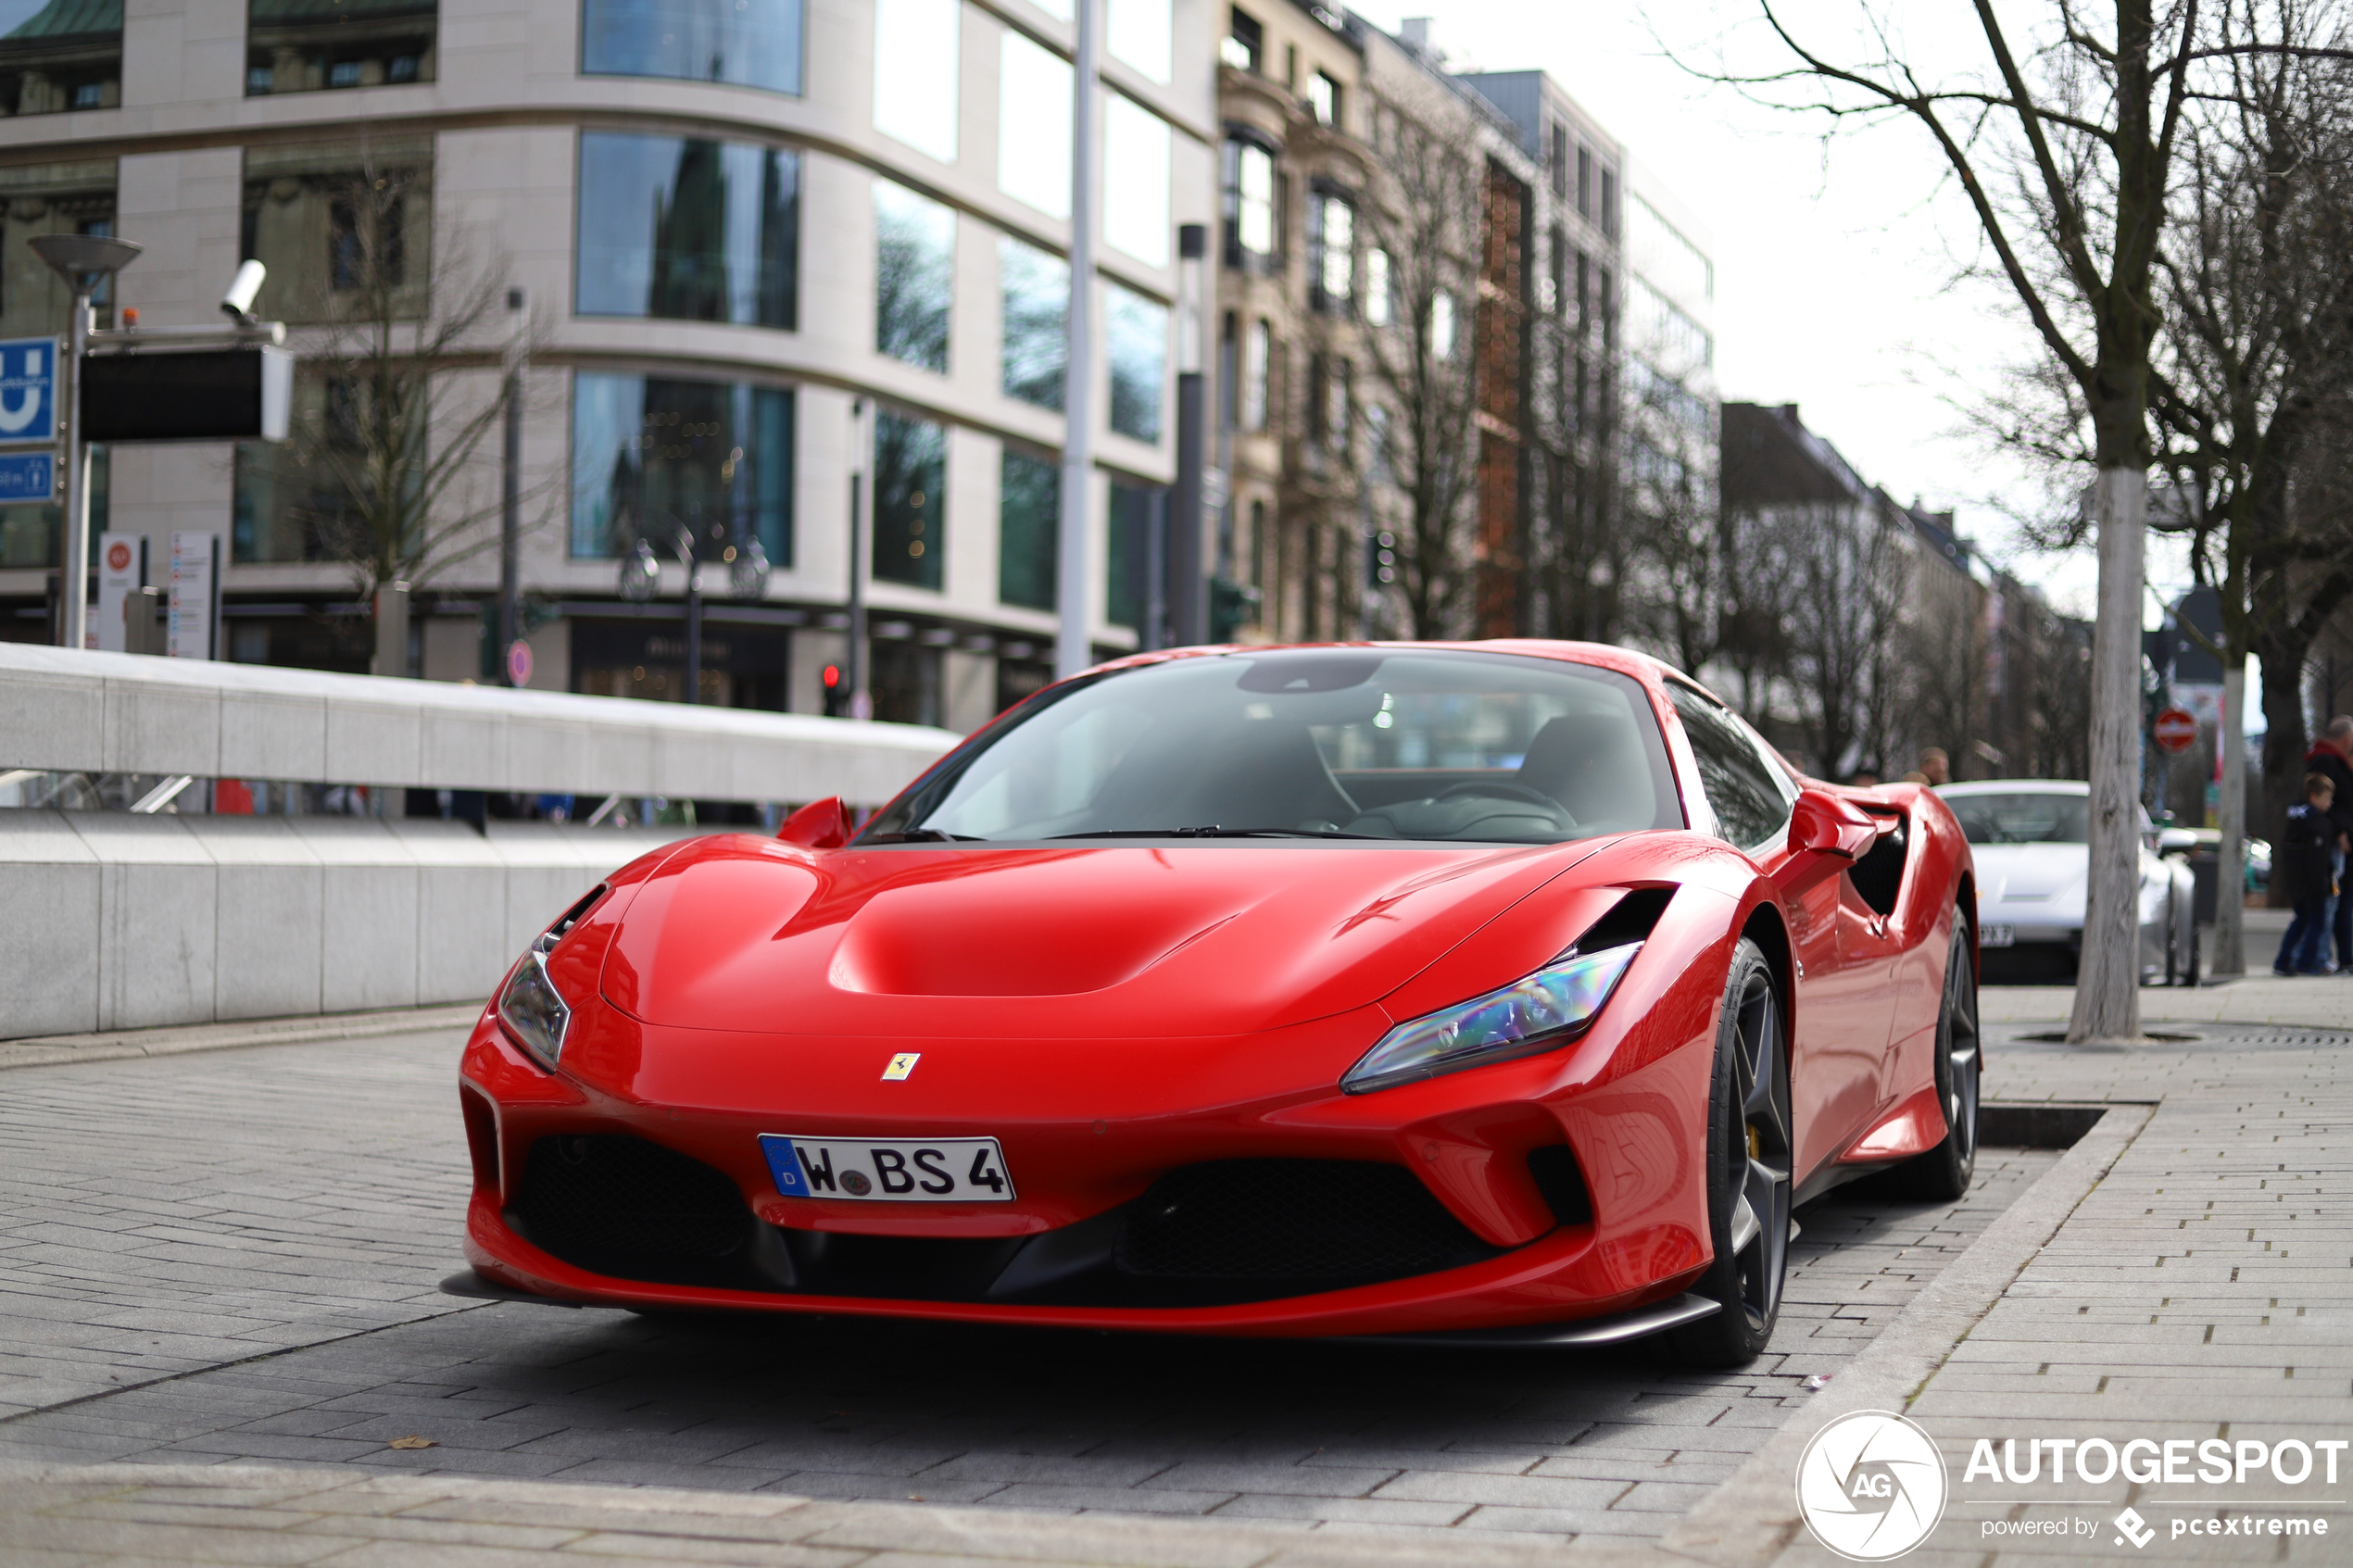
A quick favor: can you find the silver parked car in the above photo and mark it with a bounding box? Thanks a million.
[1938,781,2200,985]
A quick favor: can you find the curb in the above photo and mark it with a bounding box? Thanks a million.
[0,1004,483,1071]
[1645,1100,2155,1568]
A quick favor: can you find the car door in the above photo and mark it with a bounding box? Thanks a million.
[1665,684,1892,1182]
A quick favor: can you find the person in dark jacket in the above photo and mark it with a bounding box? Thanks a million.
[2306,718,2353,966]
[2274,773,2338,975]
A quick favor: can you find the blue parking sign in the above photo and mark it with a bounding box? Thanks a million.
[0,337,57,445]
[0,451,55,503]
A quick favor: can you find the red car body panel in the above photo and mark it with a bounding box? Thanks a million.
[459,640,1974,1337]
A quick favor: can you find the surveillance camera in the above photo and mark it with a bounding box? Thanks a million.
[220,259,267,323]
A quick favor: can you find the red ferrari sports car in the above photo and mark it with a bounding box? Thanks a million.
[452,641,1978,1366]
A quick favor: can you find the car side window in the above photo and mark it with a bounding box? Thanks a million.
[1667,683,1793,854]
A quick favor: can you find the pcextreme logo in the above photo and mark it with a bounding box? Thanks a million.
[1795,1411,1950,1561]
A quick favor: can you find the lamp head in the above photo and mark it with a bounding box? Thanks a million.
[29,232,142,292]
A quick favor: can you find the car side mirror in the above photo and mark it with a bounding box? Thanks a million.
[1771,788,1886,898]
[778,797,851,850]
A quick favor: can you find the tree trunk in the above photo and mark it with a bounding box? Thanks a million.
[2067,466,2146,1044]
[2212,653,2247,976]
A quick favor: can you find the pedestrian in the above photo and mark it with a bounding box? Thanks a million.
[2273,773,2338,976]
[2305,717,2353,969]
[1848,770,1881,788]
[1918,747,1950,786]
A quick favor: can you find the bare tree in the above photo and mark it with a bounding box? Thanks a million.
[1699,0,2353,1040]
[1357,106,1484,639]
[244,146,549,608]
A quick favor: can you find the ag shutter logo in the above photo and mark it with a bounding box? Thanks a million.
[1796,1411,1949,1561]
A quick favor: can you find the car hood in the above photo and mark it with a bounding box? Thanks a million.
[1972,843,2088,904]
[598,834,1616,1038]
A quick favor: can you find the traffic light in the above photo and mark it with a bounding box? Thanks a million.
[821,662,847,718]
[1368,529,1397,587]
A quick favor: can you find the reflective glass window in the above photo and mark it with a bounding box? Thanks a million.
[998,30,1070,218]
[1667,682,1793,851]
[1102,94,1168,265]
[875,178,953,372]
[874,0,957,161]
[998,447,1057,610]
[582,0,801,94]
[247,0,434,95]
[874,408,945,588]
[0,0,120,114]
[1105,281,1165,443]
[577,132,798,329]
[242,138,433,323]
[1221,135,1274,269]
[1000,234,1065,408]
[1106,0,1167,82]
[234,370,421,564]
[570,370,795,565]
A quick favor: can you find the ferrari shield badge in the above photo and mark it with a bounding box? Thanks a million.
[882,1052,920,1081]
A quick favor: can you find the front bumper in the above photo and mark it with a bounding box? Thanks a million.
[456,947,1727,1339]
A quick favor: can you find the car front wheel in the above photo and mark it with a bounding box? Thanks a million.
[1889,915,1981,1201]
[1665,937,1791,1369]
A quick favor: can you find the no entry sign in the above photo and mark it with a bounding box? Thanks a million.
[2153,707,2198,753]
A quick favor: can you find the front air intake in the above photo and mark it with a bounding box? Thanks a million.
[507,1135,758,1288]
[1114,1159,1497,1286]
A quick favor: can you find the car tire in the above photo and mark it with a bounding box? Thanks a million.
[1663,937,1790,1370]
[1887,916,1981,1202]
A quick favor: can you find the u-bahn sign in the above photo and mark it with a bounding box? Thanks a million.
[0,336,57,445]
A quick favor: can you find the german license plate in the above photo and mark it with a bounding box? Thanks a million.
[758,1134,1015,1202]
[1981,922,2015,948]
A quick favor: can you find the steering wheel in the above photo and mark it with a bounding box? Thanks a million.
[1434,780,1567,810]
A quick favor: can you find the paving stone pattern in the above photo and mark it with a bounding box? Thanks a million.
[1890,1022,2353,1565]
[0,1030,2052,1547]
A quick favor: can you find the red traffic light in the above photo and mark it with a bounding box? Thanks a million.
[822,663,841,687]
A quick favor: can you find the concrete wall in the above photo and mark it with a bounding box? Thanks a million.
[0,811,723,1038]
[0,643,958,803]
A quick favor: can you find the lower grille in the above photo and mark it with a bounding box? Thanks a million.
[1114,1159,1496,1285]
[508,1135,758,1288]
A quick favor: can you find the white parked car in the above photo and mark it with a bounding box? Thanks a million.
[1937,781,2199,985]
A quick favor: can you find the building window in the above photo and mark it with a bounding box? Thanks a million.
[569,370,794,565]
[1306,188,1352,311]
[1107,479,1158,629]
[246,0,434,94]
[1576,144,1591,219]
[875,178,953,372]
[874,409,945,588]
[1105,281,1166,443]
[1548,226,1567,317]
[999,447,1057,609]
[1000,235,1067,409]
[1106,0,1168,83]
[1243,317,1270,431]
[582,0,802,94]
[0,0,120,116]
[576,132,799,329]
[1222,134,1275,270]
[1308,70,1339,127]
[999,31,1072,218]
[1600,167,1618,237]
[1308,354,1348,455]
[1549,122,1568,200]
[1428,291,1454,358]
[1364,247,1389,325]
[874,0,957,162]
[1103,94,1170,266]
[241,139,432,323]
[234,371,417,564]
[1222,6,1259,70]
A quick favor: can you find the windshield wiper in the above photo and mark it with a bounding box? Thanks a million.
[1048,826,1381,840]
[862,828,987,843]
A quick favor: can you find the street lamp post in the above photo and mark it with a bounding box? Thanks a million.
[1054,0,1101,681]
[29,232,141,652]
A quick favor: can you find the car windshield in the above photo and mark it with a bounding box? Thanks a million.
[861,648,1685,846]
[1945,792,2090,845]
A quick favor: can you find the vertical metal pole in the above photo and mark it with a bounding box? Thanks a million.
[684,540,703,706]
[1143,488,1166,652]
[497,287,524,683]
[848,397,870,719]
[58,288,89,650]
[1170,225,1207,647]
[1054,0,1101,680]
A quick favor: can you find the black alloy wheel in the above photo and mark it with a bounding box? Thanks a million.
[1890,915,1981,1201]
[1665,937,1791,1368]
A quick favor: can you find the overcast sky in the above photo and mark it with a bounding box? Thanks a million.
[1350,0,2204,628]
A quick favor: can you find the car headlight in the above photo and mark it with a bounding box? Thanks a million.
[497,886,604,1070]
[1342,943,1642,1095]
